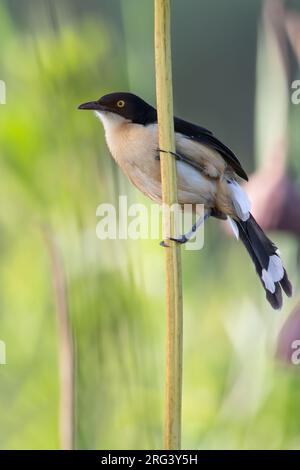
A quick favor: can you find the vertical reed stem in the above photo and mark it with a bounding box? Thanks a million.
[154,0,183,450]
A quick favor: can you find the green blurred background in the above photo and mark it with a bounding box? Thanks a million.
[0,0,299,450]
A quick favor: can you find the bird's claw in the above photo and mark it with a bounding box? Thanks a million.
[160,236,189,246]
[169,236,189,244]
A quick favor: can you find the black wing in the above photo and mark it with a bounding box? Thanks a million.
[174,116,248,181]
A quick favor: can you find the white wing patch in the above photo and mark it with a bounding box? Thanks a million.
[228,180,251,221]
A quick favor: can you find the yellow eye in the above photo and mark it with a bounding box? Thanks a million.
[117,100,125,108]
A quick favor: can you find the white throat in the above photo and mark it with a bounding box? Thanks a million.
[95,110,132,163]
[95,111,128,135]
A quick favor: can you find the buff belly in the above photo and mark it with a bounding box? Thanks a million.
[103,119,218,209]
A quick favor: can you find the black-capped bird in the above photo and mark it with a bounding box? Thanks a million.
[78,92,292,309]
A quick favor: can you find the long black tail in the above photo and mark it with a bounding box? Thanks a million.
[235,214,292,309]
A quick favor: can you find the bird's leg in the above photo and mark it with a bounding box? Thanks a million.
[160,211,211,247]
[170,211,211,244]
[157,147,211,246]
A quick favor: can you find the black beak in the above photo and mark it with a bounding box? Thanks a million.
[78,100,103,110]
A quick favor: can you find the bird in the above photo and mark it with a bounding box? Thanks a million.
[78,91,292,309]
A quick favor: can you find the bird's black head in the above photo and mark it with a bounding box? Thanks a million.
[78,92,157,125]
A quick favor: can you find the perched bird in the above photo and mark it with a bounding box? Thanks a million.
[78,92,292,309]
